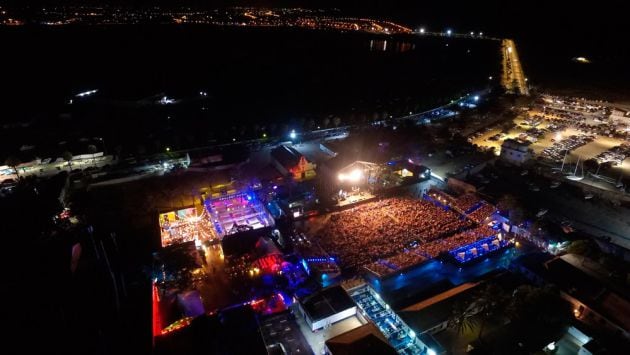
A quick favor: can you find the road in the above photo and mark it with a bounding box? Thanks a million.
[501,39,529,96]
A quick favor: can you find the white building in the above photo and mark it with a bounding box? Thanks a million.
[500,139,532,165]
[297,285,357,331]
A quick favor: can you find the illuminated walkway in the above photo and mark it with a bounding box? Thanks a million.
[350,285,441,355]
[501,39,530,95]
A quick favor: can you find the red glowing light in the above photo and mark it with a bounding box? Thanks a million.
[152,284,162,340]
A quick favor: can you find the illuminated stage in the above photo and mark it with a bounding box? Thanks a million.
[159,207,218,248]
[334,161,380,207]
[331,160,430,208]
[336,189,375,207]
[205,191,275,238]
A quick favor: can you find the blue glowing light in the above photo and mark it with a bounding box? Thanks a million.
[301,259,310,275]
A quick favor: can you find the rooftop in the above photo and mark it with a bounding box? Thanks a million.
[271,145,306,168]
[300,285,356,322]
[325,322,396,355]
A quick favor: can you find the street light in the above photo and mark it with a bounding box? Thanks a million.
[97,137,107,155]
[289,129,296,140]
[446,29,452,36]
[419,27,425,34]
[165,147,171,152]
[474,95,479,101]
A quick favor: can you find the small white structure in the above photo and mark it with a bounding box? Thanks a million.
[500,139,532,165]
[297,285,357,331]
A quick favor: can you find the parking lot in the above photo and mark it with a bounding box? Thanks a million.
[470,102,630,180]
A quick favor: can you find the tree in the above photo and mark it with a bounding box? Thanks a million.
[497,194,518,211]
[87,144,98,154]
[506,285,572,332]
[136,144,147,156]
[567,239,595,256]
[509,206,525,225]
[528,220,546,237]
[306,119,315,131]
[333,116,341,127]
[322,117,330,128]
[62,151,73,171]
[500,121,515,133]
[472,283,508,341]
[5,156,21,178]
[448,300,477,336]
[114,144,123,158]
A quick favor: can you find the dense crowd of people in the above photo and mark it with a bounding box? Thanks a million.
[453,193,482,212]
[363,224,498,277]
[314,197,473,268]
[417,225,496,258]
[468,203,496,223]
[428,189,496,223]
[384,252,427,270]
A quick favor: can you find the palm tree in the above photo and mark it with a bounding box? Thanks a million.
[447,300,478,354]
[497,194,517,212]
[5,155,21,178]
[509,207,525,225]
[448,300,478,335]
[62,151,73,171]
[471,283,507,342]
[322,117,330,128]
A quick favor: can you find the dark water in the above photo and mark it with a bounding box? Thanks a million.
[0,25,497,122]
[1,23,627,156]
